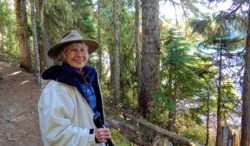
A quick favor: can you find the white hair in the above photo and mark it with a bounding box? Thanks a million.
[55,41,88,62]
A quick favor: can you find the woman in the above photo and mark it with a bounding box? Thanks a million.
[38,30,112,146]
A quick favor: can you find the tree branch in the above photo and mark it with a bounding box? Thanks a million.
[106,117,149,146]
[122,113,197,146]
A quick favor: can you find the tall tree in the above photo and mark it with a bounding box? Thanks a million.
[201,70,215,146]
[39,0,91,68]
[190,6,245,143]
[39,0,53,68]
[14,0,32,71]
[216,40,223,146]
[204,78,211,146]
[0,2,17,64]
[97,0,103,78]
[113,0,121,101]
[135,0,141,96]
[30,0,41,84]
[139,0,160,118]
[160,29,204,132]
[241,4,250,146]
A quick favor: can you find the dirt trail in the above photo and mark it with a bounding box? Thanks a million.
[0,62,42,146]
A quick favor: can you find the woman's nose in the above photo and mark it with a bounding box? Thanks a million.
[76,49,83,56]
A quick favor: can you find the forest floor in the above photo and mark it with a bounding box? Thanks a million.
[0,62,43,146]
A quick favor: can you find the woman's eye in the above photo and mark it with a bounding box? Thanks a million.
[71,49,77,52]
[81,48,88,53]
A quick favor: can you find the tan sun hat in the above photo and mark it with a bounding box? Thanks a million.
[48,30,99,59]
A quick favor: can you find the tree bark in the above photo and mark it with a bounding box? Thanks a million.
[168,65,177,132]
[205,83,210,146]
[113,0,121,101]
[123,113,195,146]
[30,0,41,84]
[139,0,160,118]
[240,4,250,146]
[0,33,5,62]
[216,43,223,146]
[97,0,103,79]
[39,0,53,69]
[14,0,32,72]
[107,118,148,146]
[135,0,142,98]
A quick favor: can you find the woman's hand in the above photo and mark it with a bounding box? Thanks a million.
[95,128,112,143]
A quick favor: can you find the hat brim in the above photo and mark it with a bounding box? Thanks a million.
[48,39,99,59]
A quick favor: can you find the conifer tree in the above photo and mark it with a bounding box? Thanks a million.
[139,0,160,118]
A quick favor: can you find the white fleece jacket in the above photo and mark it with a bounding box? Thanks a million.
[38,80,105,146]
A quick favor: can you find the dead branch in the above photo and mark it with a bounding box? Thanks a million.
[106,118,150,146]
[123,113,195,146]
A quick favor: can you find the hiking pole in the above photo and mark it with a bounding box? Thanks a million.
[93,112,114,146]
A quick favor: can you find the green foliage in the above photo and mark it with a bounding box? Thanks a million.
[93,0,139,109]
[81,13,95,34]
[154,90,176,112]
[176,115,217,145]
[161,28,204,99]
[0,2,12,31]
[190,17,212,35]
[0,2,19,66]
[179,124,211,145]
[43,0,77,25]
[191,15,243,97]
[189,8,243,146]
[190,9,247,47]
[0,0,245,144]
[76,0,96,37]
[189,107,205,125]
[110,129,131,146]
[150,28,210,129]
[42,0,96,44]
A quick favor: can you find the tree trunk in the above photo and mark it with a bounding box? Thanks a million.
[30,0,41,84]
[0,33,4,62]
[14,0,32,72]
[168,65,177,132]
[240,4,250,146]
[107,114,196,146]
[205,83,210,146]
[216,44,223,146]
[123,113,195,146]
[97,0,103,79]
[40,0,53,69]
[135,0,142,97]
[113,0,121,101]
[107,118,147,145]
[139,0,160,118]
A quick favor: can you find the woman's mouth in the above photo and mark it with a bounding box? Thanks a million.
[73,60,83,63]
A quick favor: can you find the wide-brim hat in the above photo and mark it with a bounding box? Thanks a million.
[48,30,99,59]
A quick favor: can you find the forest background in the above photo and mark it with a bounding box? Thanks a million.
[0,0,250,146]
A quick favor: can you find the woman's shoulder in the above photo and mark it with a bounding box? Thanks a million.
[40,80,77,103]
[42,80,75,92]
[42,80,58,88]
[38,80,76,111]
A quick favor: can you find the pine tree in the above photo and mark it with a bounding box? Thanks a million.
[241,3,250,146]
[113,0,121,101]
[139,0,160,118]
[14,0,32,71]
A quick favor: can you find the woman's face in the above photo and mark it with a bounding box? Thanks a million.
[63,42,89,70]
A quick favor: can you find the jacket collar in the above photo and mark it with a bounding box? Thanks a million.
[42,63,96,98]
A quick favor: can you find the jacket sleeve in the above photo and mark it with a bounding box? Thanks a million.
[38,82,96,146]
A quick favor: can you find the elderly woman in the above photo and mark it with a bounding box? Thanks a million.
[38,30,112,146]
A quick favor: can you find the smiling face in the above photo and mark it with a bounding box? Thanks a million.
[63,42,89,70]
